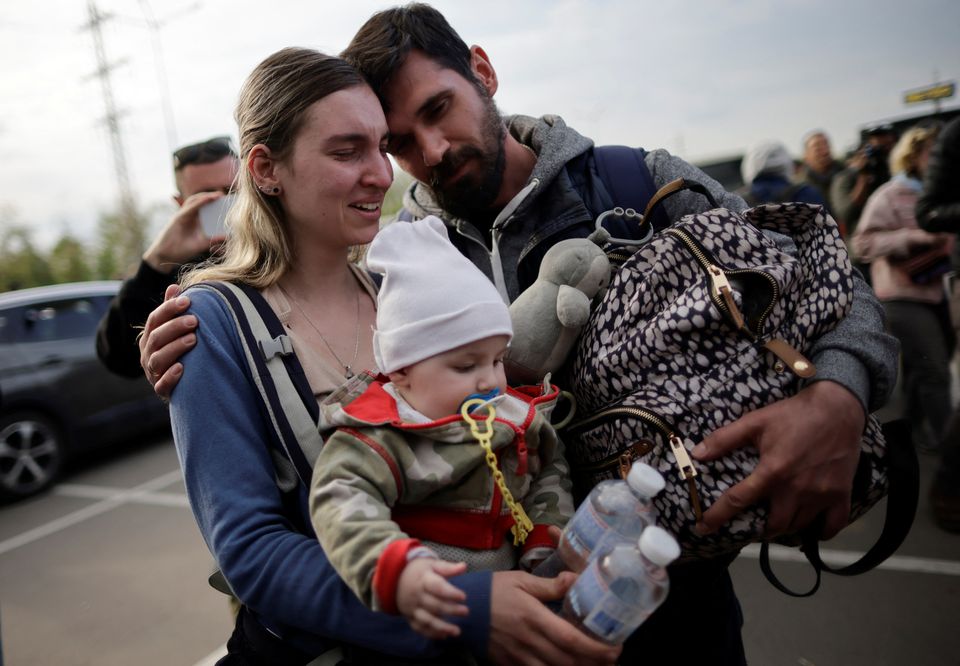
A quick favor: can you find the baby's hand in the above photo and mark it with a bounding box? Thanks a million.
[396,557,469,639]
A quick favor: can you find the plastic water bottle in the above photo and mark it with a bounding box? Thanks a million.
[534,463,664,577]
[562,526,680,645]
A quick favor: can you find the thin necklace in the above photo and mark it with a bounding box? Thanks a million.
[279,284,361,379]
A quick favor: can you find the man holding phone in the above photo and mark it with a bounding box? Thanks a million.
[96,135,239,377]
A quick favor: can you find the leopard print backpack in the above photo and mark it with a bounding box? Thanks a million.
[563,179,916,590]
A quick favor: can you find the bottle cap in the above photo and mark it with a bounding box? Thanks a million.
[638,526,680,566]
[625,462,665,498]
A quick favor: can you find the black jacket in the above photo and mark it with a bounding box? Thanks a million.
[95,260,181,377]
[916,116,960,270]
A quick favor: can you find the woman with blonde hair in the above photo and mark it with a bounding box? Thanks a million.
[168,47,491,665]
[854,124,954,451]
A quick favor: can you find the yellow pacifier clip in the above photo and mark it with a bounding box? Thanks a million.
[461,398,534,546]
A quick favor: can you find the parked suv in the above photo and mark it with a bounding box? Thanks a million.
[0,281,169,500]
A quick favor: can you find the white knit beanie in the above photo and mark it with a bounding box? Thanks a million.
[366,216,513,374]
[741,140,794,184]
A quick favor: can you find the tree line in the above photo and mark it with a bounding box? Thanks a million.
[0,203,154,294]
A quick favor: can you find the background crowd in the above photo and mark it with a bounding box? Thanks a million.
[740,118,960,534]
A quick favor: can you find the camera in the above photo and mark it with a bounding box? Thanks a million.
[863,144,882,170]
[859,143,888,181]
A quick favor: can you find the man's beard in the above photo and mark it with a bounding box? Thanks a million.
[427,93,506,223]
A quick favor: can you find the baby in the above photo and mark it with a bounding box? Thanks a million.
[310,216,573,639]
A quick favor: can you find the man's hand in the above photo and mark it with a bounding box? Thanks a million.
[692,380,865,540]
[143,191,226,273]
[848,150,869,174]
[139,284,197,399]
[396,558,468,640]
[488,571,620,666]
[847,151,876,207]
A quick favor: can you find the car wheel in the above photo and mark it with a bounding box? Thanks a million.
[0,411,64,500]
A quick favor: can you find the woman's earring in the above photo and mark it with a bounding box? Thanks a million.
[260,185,281,195]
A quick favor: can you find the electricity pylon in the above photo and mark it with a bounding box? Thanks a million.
[81,0,144,271]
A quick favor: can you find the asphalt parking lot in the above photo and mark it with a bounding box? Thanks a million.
[1,431,958,665]
[0,435,232,666]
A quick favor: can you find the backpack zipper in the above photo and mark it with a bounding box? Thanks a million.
[605,249,634,266]
[568,406,703,522]
[664,228,815,378]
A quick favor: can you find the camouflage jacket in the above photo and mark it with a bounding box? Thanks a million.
[309,377,574,614]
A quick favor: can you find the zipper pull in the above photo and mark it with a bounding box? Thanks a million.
[764,338,816,378]
[618,452,633,480]
[707,265,746,330]
[668,435,697,480]
[668,434,703,521]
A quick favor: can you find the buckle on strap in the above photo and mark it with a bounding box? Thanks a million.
[259,334,294,361]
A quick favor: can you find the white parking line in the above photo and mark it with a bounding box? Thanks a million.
[0,470,184,556]
[56,482,191,508]
[739,543,960,576]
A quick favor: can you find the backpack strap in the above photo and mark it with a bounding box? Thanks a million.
[758,418,919,597]
[192,281,321,489]
[592,145,671,232]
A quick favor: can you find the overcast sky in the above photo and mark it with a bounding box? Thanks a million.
[1,0,958,251]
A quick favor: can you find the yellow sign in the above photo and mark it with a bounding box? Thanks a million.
[904,82,955,104]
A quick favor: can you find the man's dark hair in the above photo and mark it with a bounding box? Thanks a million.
[341,3,473,110]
